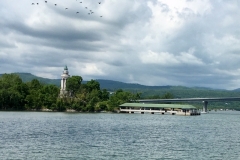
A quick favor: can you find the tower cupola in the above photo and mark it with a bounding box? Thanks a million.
[63,65,69,74]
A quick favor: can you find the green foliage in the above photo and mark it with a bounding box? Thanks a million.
[0,75,62,111]
[95,101,108,112]
[25,79,43,110]
[161,92,174,99]
[107,89,140,111]
[100,89,109,101]
[40,85,59,109]
[66,76,82,95]
[1,73,240,111]
[147,92,174,104]
[56,99,66,111]
[11,73,60,86]
[84,79,100,92]
[0,74,27,110]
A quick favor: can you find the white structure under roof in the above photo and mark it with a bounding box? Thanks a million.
[119,103,200,116]
[60,65,70,96]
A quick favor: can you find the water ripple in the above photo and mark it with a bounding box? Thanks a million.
[0,111,240,159]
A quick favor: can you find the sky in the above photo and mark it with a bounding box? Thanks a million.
[1,0,240,90]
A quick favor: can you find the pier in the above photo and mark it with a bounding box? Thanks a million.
[119,103,200,116]
[137,97,240,113]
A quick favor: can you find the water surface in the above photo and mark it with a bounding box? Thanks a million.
[0,111,240,160]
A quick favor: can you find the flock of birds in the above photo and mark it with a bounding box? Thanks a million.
[31,1,103,17]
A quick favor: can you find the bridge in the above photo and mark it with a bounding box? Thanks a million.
[137,97,240,112]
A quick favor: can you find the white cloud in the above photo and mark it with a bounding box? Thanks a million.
[79,63,106,76]
[140,48,203,66]
[1,0,240,89]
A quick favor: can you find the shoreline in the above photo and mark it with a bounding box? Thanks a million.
[0,109,117,113]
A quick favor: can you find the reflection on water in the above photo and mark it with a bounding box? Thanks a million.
[0,111,240,160]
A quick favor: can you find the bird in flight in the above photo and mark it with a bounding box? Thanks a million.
[30,1,104,18]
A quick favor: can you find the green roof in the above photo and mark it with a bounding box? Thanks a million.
[119,103,196,109]
[64,65,68,70]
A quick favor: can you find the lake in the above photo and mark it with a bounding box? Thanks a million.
[0,111,240,160]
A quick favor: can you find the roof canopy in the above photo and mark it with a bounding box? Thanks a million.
[119,103,196,109]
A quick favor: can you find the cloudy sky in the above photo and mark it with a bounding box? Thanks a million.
[1,0,240,90]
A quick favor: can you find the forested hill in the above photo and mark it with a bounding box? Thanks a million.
[0,73,176,90]
[1,72,240,99]
[1,72,240,110]
[94,79,173,90]
[0,73,61,86]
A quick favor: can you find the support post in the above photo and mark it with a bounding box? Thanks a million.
[202,101,208,113]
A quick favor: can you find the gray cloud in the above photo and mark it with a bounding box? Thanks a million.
[1,0,240,89]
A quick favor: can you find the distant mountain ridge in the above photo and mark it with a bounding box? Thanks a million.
[0,72,240,92]
[95,79,173,90]
[2,72,240,110]
[12,72,61,86]
[8,73,218,90]
[233,88,240,92]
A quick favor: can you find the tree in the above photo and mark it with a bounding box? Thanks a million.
[66,76,82,96]
[25,79,44,110]
[28,79,42,90]
[0,74,27,110]
[100,89,109,101]
[107,89,141,111]
[40,85,59,109]
[161,92,174,99]
[84,79,100,92]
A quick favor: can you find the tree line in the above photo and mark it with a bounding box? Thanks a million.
[0,73,141,112]
[4,73,214,112]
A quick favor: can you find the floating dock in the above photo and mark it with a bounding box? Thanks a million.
[119,103,200,116]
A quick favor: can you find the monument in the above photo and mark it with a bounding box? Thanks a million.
[60,65,70,96]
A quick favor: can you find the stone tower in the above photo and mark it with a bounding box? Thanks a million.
[60,65,70,96]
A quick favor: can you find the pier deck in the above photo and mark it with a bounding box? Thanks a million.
[119,103,200,116]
